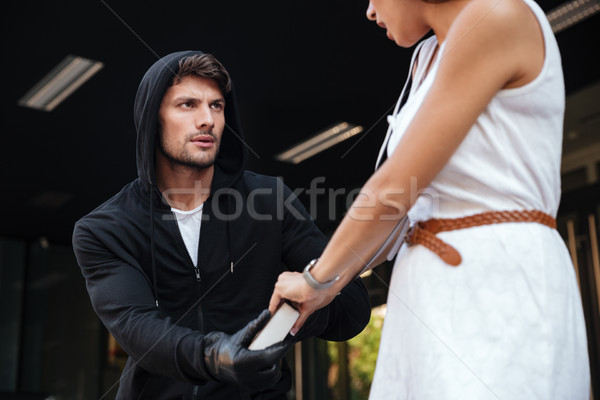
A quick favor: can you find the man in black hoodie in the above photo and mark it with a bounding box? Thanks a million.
[72,51,371,399]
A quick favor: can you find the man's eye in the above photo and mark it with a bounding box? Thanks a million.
[180,102,193,108]
[211,103,224,110]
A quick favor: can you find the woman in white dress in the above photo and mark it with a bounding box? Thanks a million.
[269,0,590,398]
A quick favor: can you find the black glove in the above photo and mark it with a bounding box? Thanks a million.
[203,309,292,391]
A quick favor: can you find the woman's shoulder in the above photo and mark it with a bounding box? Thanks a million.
[448,0,545,88]
[454,0,541,40]
[437,0,544,85]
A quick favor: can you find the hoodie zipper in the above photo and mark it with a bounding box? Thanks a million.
[170,210,206,335]
[171,211,202,281]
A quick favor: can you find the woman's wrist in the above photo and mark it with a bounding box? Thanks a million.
[302,259,339,290]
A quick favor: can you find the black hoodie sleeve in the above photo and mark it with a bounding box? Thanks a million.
[279,181,371,342]
[72,220,215,384]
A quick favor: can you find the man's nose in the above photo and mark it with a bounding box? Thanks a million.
[195,104,215,130]
[366,2,376,21]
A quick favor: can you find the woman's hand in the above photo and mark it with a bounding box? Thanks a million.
[268,271,338,335]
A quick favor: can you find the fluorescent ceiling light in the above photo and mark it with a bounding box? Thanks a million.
[18,55,103,112]
[547,0,600,34]
[275,122,363,164]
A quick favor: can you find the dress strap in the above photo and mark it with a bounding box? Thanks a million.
[411,38,440,92]
[374,39,429,170]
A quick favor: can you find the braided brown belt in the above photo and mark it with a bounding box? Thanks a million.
[405,210,557,266]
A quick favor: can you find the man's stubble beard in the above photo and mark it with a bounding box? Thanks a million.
[158,130,221,171]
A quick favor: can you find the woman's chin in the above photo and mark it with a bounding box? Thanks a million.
[386,31,411,47]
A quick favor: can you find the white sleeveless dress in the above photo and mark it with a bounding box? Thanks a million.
[368,0,590,399]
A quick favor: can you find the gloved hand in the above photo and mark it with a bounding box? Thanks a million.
[203,309,292,391]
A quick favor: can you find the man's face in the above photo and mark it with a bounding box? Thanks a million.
[157,75,226,170]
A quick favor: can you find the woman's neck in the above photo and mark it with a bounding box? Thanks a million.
[424,0,471,45]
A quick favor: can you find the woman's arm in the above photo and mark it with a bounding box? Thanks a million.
[279,180,371,340]
[270,0,545,332]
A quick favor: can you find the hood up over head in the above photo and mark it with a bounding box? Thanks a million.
[133,50,247,193]
[131,51,248,308]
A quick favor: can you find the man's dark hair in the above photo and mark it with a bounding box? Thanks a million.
[173,54,231,95]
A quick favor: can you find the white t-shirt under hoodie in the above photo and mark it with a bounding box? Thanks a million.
[171,204,204,267]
